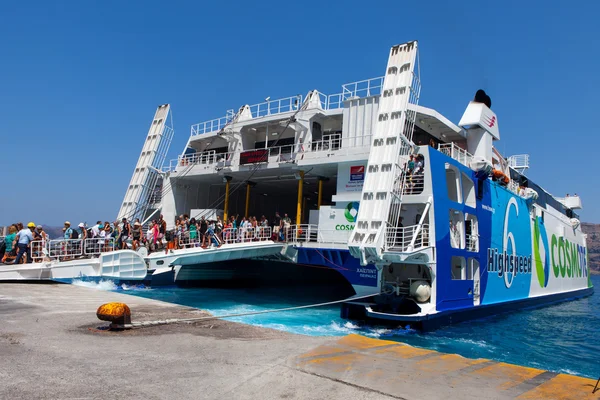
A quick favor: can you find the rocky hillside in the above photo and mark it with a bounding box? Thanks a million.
[581,223,600,274]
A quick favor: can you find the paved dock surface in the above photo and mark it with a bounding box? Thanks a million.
[0,283,597,400]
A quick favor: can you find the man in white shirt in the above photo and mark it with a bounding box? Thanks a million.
[91,220,101,238]
[12,222,35,264]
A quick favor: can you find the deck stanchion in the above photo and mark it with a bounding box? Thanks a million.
[245,182,251,217]
[317,178,323,210]
[245,181,256,218]
[296,171,304,227]
[223,176,232,222]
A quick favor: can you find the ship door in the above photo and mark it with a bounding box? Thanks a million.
[469,258,481,306]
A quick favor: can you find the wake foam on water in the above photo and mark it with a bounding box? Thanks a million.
[449,337,494,349]
[70,279,148,292]
[71,279,118,291]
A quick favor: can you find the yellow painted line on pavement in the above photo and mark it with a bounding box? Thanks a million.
[336,334,398,349]
[298,334,401,360]
[298,345,352,360]
[306,353,362,373]
[517,374,599,400]
[296,334,600,399]
[373,343,436,359]
[474,362,541,390]
[415,353,490,374]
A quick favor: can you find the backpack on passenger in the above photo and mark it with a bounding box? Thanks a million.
[71,229,79,240]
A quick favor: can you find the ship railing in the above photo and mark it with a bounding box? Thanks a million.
[15,238,119,263]
[341,76,384,100]
[222,228,237,244]
[269,144,297,163]
[221,227,272,245]
[84,238,118,255]
[325,77,385,110]
[171,150,219,168]
[249,95,303,119]
[179,236,201,248]
[47,239,84,259]
[188,76,385,138]
[166,150,235,172]
[191,113,235,136]
[385,224,430,252]
[30,239,48,262]
[310,133,342,152]
[507,180,521,196]
[284,225,352,245]
[465,233,479,252]
[326,93,345,110]
[438,143,473,168]
[394,170,425,196]
[286,224,319,242]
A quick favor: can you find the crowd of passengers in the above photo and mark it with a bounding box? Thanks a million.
[401,154,425,194]
[1,212,295,264]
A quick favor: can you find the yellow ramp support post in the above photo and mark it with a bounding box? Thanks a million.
[317,177,329,210]
[296,171,304,226]
[245,181,256,217]
[223,176,232,222]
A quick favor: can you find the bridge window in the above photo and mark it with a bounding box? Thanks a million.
[449,209,464,249]
[451,256,466,280]
[461,172,475,208]
[445,163,461,203]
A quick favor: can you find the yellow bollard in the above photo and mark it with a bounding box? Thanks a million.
[97,302,131,325]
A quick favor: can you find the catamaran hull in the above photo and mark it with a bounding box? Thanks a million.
[343,286,594,331]
[0,250,148,283]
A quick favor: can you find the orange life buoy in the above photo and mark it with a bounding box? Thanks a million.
[492,169,504,179]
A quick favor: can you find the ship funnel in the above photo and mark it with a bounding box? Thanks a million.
[459,90,500,164]
[474,89,492,109]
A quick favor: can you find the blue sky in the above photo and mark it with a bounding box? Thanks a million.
[1,1,598,226]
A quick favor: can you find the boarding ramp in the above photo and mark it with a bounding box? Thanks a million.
[0,239,146,282]
[146,236,285,271]
[348,41,421,265]
[285,225,352,249]
[117,104,174,223]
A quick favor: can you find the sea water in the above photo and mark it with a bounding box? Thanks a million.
[85,275,600,380]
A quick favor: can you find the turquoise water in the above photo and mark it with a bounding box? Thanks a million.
[98,275,599,379]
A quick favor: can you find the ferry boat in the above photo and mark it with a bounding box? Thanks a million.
[116,40,593,329]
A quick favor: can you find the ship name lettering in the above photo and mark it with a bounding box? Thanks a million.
[487,248,532,280]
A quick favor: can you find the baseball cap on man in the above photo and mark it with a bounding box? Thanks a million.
[27,222,35,228]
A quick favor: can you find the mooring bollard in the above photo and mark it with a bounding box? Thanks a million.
[96,302,131,327]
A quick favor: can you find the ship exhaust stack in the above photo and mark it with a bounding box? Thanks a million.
[458,90,500,165]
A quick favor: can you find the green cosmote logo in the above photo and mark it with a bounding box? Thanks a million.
[344,202,359,223]
[550,234,588,280]
[533,217,550,288]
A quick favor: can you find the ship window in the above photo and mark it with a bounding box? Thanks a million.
[451,256,466,280]
[445,163,461,203]
[466,258,479,280]
[449,209,464,249]
[465,214,478,252]
[461,172,475,207]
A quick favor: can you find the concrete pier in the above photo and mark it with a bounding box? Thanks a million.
[0,283,597,399]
